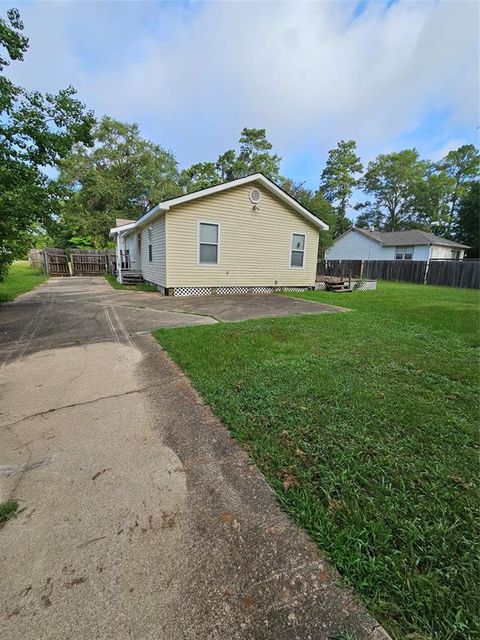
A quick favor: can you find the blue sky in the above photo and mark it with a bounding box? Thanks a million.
[3,0,479,215]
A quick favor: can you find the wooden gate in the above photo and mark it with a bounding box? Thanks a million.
[71,250,109,276]
[44,249,70,276]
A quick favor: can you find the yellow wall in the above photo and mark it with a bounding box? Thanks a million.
[165,182,320,288]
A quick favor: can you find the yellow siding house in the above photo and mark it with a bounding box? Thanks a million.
[110,174,328,296]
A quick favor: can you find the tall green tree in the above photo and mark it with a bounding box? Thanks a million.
[57,116,180,247]
[457,182,480,258]
[320,140,362,234]
[0,7,94,278]
[412,168,456,235]
[234,128,281,180]
[438,144,480,223]
[181,162,221,191]
[182,128,282,191]
[360,149,428,230]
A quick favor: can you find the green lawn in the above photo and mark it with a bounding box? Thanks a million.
[154,282,479,640]
[104,273,158,292]
[0,261,48,303]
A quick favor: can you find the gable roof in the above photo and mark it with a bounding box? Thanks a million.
[350,227,469,249]
[110,174,328,235]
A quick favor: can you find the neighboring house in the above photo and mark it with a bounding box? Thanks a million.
[109,173,328,296]
[325,228,469,262]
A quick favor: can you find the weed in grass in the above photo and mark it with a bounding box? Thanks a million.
[154,282,480,640]
[0,500,23,527]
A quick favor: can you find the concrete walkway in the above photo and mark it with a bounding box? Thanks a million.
[0,278,387,639]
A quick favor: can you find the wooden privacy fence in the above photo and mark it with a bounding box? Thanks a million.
[363,260,427,284]
[71,249,112,276]
[43,249,70,276]
[32,248,115,277]
[426,259,480,289]
[318,259,480,289]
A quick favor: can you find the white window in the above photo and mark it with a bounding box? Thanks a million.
[198,222,219,264]
[290,233,306,268]
[395,246,413,260]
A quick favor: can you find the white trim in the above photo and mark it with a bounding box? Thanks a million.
[134,174,329,231]
[289,231,306,269]
[109,222,136,236]
[197,220,221,266]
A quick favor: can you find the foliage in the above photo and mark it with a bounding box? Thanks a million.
[0,260,47,303]
[56,116,180,248]
[154,282,479,640]
[0,8,94,280]
[457,182,480,258]
[359,150,429,230]
[438,144,480,222]
[320,140,362,234]
[182,127,282,190]
[412,168,456,235]
[0,500,22,526]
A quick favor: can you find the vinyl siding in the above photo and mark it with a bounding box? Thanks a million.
[326,230,434,261]
[430,245,465,259]
[325,230,395,260]
[140,214,166,287]
[164,182,320,288]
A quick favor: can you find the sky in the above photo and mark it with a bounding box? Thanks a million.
[2,0,479,202]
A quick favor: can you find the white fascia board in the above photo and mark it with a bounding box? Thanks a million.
[133,174,329,231]
[109,222,136,236]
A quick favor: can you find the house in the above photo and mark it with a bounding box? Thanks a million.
[325,228,469,262]
[109,173,328,296]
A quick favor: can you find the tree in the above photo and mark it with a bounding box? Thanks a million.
[57,116,180,247]
[180,162,221,191]
[457,182,480,258]
[234,128,281,180]
[182,128,282,191]
[216,150,237,181]
[412,168,456,236]
[0,7,94,278]
[360,150,428,230]
[320,140,362,233]
[438,144,480,223]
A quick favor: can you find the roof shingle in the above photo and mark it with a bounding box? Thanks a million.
[353,228,469,249]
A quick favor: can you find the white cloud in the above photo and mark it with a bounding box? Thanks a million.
[3,0,479,173]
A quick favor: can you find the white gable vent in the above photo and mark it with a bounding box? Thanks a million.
[249,188,261,205]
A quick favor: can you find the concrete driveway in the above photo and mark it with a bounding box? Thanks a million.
[0,278,386,640]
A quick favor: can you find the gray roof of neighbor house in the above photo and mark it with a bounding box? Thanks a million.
[352,227,470,249]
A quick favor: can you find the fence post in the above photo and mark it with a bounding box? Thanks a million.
[424,259,429,285]
[360,260,364,277]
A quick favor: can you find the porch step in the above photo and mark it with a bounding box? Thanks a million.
[325,281,353,292]
[122,271,144,284]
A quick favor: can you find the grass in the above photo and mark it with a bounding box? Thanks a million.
[154,282,480,640]
[0,500,23,527]
[104,273,158,292]
[0,261,48,303]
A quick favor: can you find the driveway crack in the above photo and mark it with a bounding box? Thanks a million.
[0,383,163,431]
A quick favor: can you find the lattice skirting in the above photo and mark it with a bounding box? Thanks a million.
[171,285,313,297]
